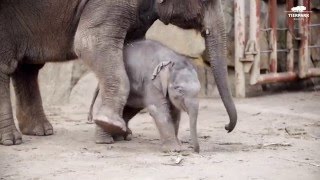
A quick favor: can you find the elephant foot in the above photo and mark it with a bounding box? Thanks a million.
[0,126,22,146]
[193,144,200,153]
[124,133,132,141]
[161,139,182,153]
[113,127,132,141]
[124,128,132,141]
[113,135,124,141]
[94,115,126,136]
[95,125,114,144]
[19,116,53,136]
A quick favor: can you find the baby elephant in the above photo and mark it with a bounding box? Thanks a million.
[89,40,201,152]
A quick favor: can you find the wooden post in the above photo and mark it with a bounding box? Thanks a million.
[234,0,246,97]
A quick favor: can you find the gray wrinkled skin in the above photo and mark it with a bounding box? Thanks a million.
[0,0,237,146]
[89,40,201,152]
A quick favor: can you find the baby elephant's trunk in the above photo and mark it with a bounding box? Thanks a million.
[185,99,200,153]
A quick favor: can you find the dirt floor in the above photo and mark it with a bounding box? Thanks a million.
[1,91,320,180]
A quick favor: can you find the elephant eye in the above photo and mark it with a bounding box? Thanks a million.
[174,86,184,94]
[173,86,180,90]
[200,0,208,5]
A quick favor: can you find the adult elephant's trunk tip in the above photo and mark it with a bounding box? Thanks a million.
[223,94,237,133]
[225,111,237,133]
[225,125,234,133]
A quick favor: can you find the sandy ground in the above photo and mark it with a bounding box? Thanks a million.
[1,91,320,180]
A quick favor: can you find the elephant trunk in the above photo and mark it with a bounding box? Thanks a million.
[203,0,237,132]
[185,98,200,153]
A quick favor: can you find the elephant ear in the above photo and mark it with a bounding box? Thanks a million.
[151,61,172,97]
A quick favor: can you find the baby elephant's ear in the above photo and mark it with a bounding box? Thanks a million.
[151,61,172,97]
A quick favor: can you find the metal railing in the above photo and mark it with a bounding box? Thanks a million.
[234,0,320,97]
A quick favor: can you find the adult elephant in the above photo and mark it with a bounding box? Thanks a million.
[0,0,237,148]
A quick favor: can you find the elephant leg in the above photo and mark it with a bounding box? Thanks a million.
[75,23,130,143]
[147,103,181,152]
[12,64,53,136]
[89,88,114,144]
[113,105,142,141]
[87,85,100,123]
[0,72,22,145]
[170,105,181,137]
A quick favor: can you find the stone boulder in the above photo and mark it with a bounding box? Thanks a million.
[146,20,205,58]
